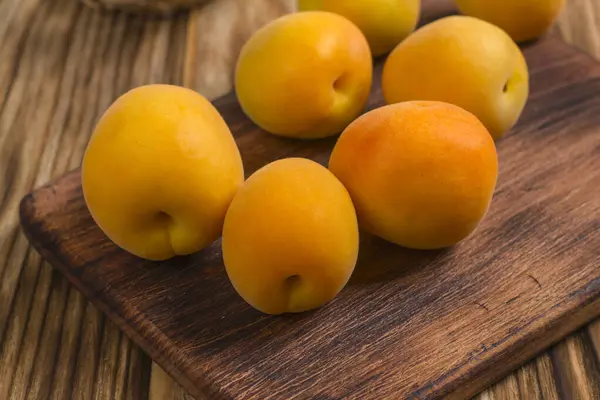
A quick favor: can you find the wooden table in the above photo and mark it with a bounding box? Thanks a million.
[0,0,598,399]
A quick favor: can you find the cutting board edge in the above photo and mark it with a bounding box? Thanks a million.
[429,280,600,399]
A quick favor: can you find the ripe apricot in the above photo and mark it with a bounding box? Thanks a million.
[82,85,244,261]
[456,0,565,43]
[329,101,498,249]
[382,16,529,140]
[298,0,420,57]
[235,11,372,139]
[222,158,359,314]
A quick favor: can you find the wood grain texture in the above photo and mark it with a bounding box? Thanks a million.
[0,0,183,398]
[555,0,600,60]
[19,28,600,400]
[81,0,209,14]
[2,0,600,399]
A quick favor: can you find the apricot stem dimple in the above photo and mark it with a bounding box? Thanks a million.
[333,73,348,92]
[155,211,171,226]
[285,274,301,289]
[502,81,509,93]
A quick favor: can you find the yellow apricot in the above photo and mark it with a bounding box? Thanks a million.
[235,11,372,138]
[456,0,565,43]
[299,0,421,56]
[82,85,244,261]
[222,158,359,314]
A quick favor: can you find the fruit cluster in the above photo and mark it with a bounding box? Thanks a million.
[82,0,564,314]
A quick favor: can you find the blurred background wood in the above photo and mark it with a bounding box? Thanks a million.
[555,0,600,59]
[0,0,598,399]
[81,0,210,14]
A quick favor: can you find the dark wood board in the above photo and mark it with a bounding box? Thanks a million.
[18,25,600,400]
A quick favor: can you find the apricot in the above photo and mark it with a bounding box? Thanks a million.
[456,0,565,43]
[298,0,421,57]
[329,101,498,249]
[222,158,359,314]
[235,11,372,139]
[382,16,529,140]
[82,85,244,261]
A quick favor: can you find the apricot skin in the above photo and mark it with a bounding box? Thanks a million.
[329,101,498,249]
[222,158,359,315]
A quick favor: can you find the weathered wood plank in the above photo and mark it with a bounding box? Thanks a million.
[0,0,185,399]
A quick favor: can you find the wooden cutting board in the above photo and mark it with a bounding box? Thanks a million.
[18,28,600,400]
